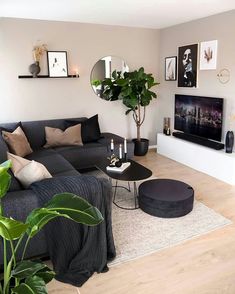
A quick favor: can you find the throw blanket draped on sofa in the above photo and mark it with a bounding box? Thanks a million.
[30,175,116,287]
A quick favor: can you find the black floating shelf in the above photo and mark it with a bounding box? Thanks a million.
[18,74,79,79]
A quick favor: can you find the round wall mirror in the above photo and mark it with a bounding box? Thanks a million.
[90,56,129,99]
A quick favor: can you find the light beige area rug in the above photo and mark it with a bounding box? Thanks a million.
[88,170,232,266]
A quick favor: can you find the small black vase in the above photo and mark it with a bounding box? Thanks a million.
[225,131,234,153]
[29,61,40,78]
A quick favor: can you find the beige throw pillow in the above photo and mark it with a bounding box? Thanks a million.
[7,152,52,188]
[44,124,83,148]
[2,126,32,157]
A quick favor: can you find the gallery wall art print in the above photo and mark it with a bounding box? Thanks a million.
[178,44,198,88]
[165,56,177,81]
[200,40,218,70]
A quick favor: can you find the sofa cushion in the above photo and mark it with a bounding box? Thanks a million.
[8,153,52,188]
[22,118,87,150]
[26,150,76,176]
[65,114,101,143]
[52,169,80,177]
[0,122,23,164]
[54,143,108,170]
[81,114,101,143]
[8,170,22,192]
[44,125,83,148]
[2,126,33,157]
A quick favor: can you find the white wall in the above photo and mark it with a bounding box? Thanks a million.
[157,10,235,142]
[0,18,160,144]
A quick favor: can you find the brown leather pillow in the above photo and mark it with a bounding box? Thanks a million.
[2,126,33,157]
[44,124,83,148]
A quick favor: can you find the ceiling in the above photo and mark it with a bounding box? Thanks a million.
[1,0,235,29]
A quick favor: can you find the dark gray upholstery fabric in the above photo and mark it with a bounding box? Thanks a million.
[26,151,75,175]
[52,169,80,177]
[22,119,66,149]
[0,137,8,164]
[54,144,108,170]
[30,175,116,287]
[8,170,22,192]
[1,189,48,263]
[21,117,87,149]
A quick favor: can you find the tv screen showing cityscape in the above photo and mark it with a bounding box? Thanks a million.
[174,94,223,142]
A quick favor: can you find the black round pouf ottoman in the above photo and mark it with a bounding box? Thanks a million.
[138,179,194,218]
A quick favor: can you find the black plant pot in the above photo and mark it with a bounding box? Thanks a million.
[133,138,149,156]
[225,131,234,153]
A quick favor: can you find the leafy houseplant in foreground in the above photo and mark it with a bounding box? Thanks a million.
[0,160,103,294]
[97,67,159,155]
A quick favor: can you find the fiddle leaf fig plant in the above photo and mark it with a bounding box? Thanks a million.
[0,160,103,294]
[97,67,159,141]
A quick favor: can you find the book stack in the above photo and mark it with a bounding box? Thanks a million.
[106,162,131,173]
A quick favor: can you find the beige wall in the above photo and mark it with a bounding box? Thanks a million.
[0,18,160,144]
[158,10,235,142]
[1,11,234,146]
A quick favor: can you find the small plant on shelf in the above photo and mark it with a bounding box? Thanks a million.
[32,44,47,63]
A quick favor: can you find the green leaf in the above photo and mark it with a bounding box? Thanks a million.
[11,261,46,279]
[26,193,103,237]
[0,160,12,199]
[116,79,128,86]
[91,79,101,87]
[112,70,117,79]
[0,216,28,241]
[0,160,12,171]
[36,267,55,284]
[12,275,47,294]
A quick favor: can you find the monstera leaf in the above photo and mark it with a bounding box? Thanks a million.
[26,192,103,237]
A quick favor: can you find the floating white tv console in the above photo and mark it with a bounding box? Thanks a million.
[157,133,235,185]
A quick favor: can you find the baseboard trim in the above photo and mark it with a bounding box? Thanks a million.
[149,145,157,149]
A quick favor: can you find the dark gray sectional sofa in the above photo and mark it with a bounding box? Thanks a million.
[0,117,134,262]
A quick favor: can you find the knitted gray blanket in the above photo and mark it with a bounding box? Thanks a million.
[30,175,116,287]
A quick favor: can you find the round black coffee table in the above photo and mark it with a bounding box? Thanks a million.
[96,159,152,210]
[138,179,194,218]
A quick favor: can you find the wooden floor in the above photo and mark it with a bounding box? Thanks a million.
[47,150,235,294]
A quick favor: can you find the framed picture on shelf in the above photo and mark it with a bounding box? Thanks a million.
[47,51,68,77]
[177,44,198,88]
[165,56,177,81]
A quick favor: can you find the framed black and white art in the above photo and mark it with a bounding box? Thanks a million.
[165,56,177,81]
[47,51,68,77]
[177,44,198,88]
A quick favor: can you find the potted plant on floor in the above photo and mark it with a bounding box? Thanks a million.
[98,67,159,155]
[0,160,103,294]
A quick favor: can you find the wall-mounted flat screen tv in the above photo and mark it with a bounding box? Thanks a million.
[174,94,223,142]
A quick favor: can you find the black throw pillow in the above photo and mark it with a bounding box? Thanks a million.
[81,114,101,143]
[65,115,101,143]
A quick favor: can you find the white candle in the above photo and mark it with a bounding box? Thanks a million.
[124,138,127,153]
[119,144,123,159]
[111,139,114,151]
